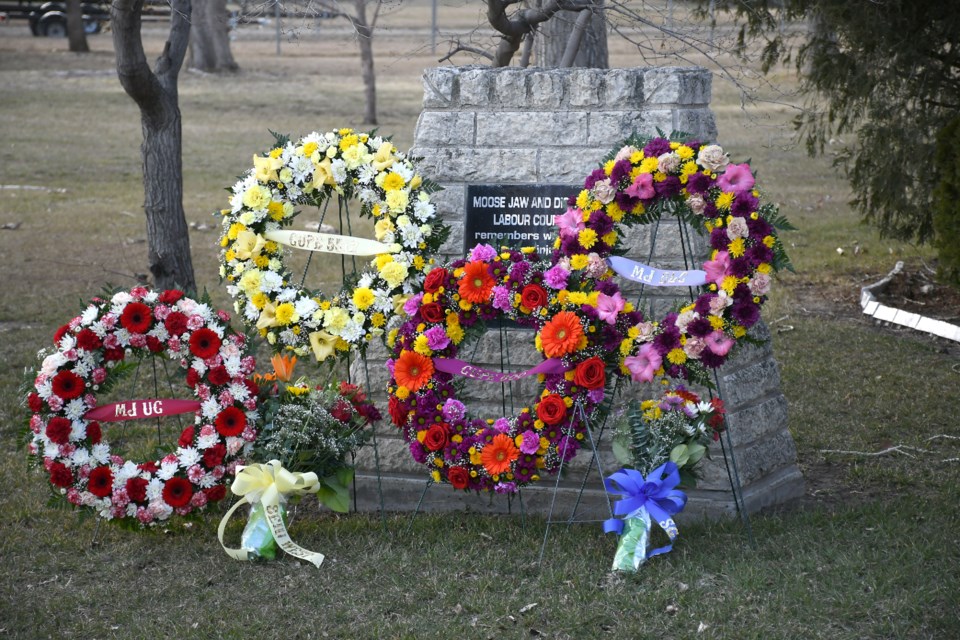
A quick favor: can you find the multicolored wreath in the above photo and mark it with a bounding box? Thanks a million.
[219,128,449,362]
[26,288,259,526]
[385,244,641,494]
[554,134,793,385]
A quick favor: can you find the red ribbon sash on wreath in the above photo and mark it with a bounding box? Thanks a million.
[84,399,202,422]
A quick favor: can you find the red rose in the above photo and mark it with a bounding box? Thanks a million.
[52,369,85,400]
[126,477,148,502]
[86,421,102,445]
[53,324,72,346]
[161,477,193,508]
[158,289,185,305]
[178,426,195,447]
[573,356,606,389]
[45,416,72,445]
[87,466,114,498]
[447,466,469,490]
[28,393,43,413]
[189,328,222,359]
[423,423,450,452]
[536,394,567,426]
[120,301,153,334]
[207,366,230,386]
[49,462,73,488]
[146,336,164,353]
[423,268,448,294]
[75,328,102,351]
[520,284,548,310]
[202,443,227,468]
[215,406,246,436]
[388,396,408,427]
[420,302,444,324]
[204,485,227,503]
[164,311,188,337]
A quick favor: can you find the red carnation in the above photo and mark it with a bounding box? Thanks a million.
[423,268,448,294]
[178,426,195,447]
[447,466,469,490]
[189,328,222,359]
[185,368,201,388]
[207,366,230,386]
[49,462,73,488]
[520,284,549,310]
[126,477,148,502]
[214,406,246,436]
[536,394,568,426]
[158,289,185,305]
[161,477,193,508]
[28,393,43,413]
[146,336,164,353]
[164,311,188,337]
[103,347,125,362]
[53,324,72,346]
[45,417,72,445]
[388,395,408,427]
[138,461,159,473]
[120,301,153,334]
[75,329,102,351]
[204,485,227,503]
[202,443,226,468]
[420,302,444,324]
[87,466,114,498]
[86,421,102,445]
[52,369,85,400]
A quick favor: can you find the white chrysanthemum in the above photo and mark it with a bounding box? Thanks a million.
[223,356,243,378]
[393,163,415,182]
[294,297,319,319]
[198,473,217,489]
[113,328,132,346]
[201,397,220,420]
[43,441,60,460]
[90,443,110,464]
[111,291,133,307]
[65,399,87,422]
[148,324,170,343]
[80,304,99,326]
[228,381,249,402]
[244,300,260,322]
[116,461,140,482]
[331,158,348,183]
[196,433,219,450]
[276,287,298,303]
[177,447,201,468]
[156,460,178,481]
[191,359,208,376]
[147,478,164,500]
[358,165,377,185]
[259,271,283,292]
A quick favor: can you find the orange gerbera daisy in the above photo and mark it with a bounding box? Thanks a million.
[540,311,585,358]
[394,349,434,391]
[481,433,519,476]
[458,261,495,304]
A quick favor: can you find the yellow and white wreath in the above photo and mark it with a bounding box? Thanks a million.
[218,128,448,362]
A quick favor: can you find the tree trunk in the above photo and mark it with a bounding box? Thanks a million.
[353,0,377,125]
[190,0,238,72]
[112,0,197,292]
[534,2,607,68]
[66,0,89,52]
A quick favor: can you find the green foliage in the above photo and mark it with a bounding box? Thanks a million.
[932,116,960,287]
[701,0,960,259]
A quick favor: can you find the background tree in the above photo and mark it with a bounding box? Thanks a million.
[700,0,960,283]
[111,0,197,292]
[66,0,89,52]
[190,0,239,72]
[485,0,603,67]
[532,0,607,68]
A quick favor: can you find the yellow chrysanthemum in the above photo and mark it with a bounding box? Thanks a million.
[601,231,618,246]
[640,157,659,173]
[302,141,318,157]
[339,134,359,151]
[382,172,406,192]
[606,202,625,222]
[603,159,617,175]
[578,228,598,249]
[721,275,739,295]
[352,287,375,310]
[676,145,694,160]
[413,334,432,356]
[447,323,465,344]
[267,201,285,221]
[575,190,591,209]
[728,237,746,257]
[274,302,296,325]
[569,255,589,270]
[763,235,776,248]
[716,192,734,210]
[709,315,725,330]
[757,263,772,274]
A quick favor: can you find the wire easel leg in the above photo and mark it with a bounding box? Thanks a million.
[405,479,433,536]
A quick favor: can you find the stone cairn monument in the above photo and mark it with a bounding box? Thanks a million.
[353,66,804,521]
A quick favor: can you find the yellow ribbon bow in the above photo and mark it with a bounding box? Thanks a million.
[217,460,325,568]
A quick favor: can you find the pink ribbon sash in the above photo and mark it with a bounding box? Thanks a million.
[84,398,202,422]
[433,358,566,383]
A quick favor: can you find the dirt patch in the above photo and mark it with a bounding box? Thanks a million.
[872,264,960,325]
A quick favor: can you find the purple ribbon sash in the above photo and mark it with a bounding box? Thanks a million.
[84,398,202,422]
[607,256,706,287]
[432,358,566,383]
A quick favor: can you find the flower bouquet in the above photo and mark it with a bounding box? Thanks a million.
[238,355,381,559]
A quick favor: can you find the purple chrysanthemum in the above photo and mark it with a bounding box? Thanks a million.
[655,176,682,198]
[642,137,672,157]
[686,171,713,195]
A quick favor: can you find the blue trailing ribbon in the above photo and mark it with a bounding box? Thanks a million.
[603,462,688,563]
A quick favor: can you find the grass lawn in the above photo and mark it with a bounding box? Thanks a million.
[1,4,958,638]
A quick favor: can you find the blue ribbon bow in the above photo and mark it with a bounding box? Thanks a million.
[603,462,688,561]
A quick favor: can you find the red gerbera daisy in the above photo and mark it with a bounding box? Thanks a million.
[215,406,247,436]
[120,301,153,334]
[458,260,495,304]
[51,369,85,400]
[189,328,222,359]
[87,466,114,498]
[161,477,193,508]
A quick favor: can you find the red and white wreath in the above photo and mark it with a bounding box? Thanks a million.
[26,287,259,526]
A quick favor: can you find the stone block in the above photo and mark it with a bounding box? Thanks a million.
[422,67,460,108]
[602,68,645,109]
[476,111,587,147]
[459,68,494,107]
[724,393,790,448]
[676,107,719,141]
[718,357,784,408]
[492,68,530,108]
[643,67,712,105]
[410,147,538,183]
[588,110,675,147]
[537,147,610,183]
[527,70,566,109]
[567,69,604,107]
[413,111,476,147]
